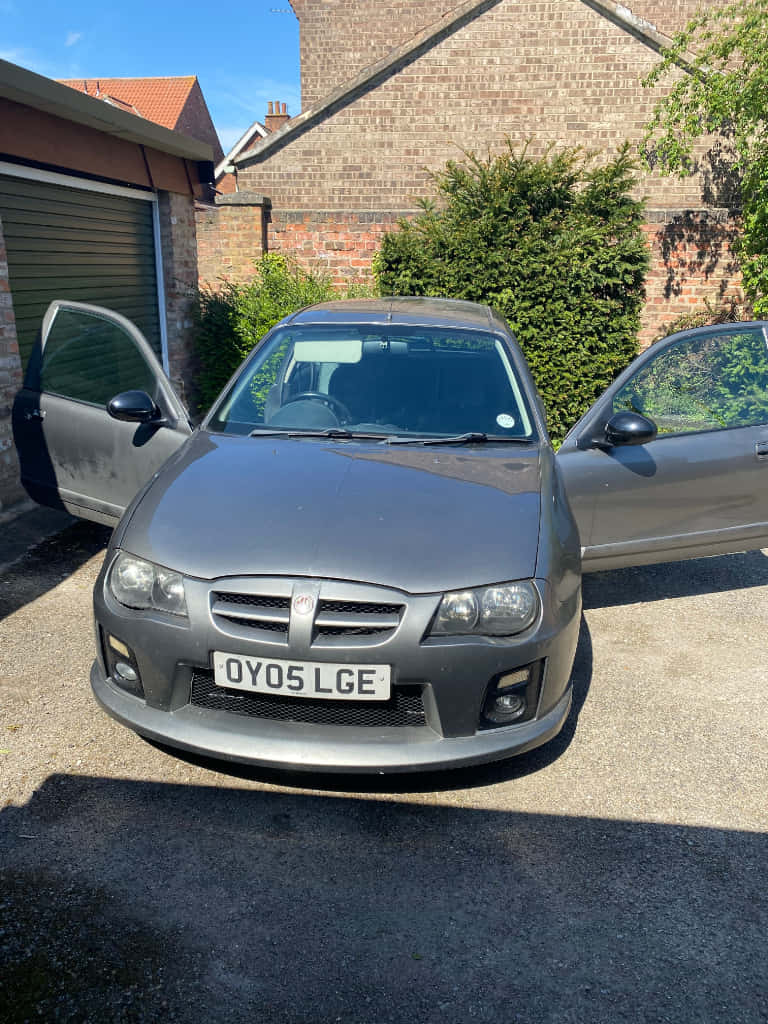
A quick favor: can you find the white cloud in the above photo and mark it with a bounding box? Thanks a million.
[65,31,82,47]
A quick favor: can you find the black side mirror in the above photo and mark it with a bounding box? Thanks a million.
[107,390,161,424]
[601,411,658,448]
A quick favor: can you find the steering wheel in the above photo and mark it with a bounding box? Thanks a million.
[287,391,352,423]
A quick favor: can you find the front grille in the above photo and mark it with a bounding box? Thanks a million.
[217,594,289,609]
[212,592,290,642]
[190,669,426,728]
[211,590,404,647]
[313,598,403,646]
[318,600,402,616]
[221,616,288,633]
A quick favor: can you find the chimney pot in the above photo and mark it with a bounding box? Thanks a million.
[265,100,290,133]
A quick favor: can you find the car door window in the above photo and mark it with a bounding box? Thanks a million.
[612,327,768,435]
[40,307,156,406]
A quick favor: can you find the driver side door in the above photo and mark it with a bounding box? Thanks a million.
[13,301,192,525]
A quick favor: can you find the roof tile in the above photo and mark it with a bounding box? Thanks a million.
[58,76,198,132]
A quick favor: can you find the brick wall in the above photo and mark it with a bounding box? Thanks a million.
[196,193,269,287]
[0,215,26,515]
[157,191,201,403]
[230,0,742,350]
[293,0,460,110]
[293,1,721,114]
[630,0,715,35]
[640,209,742,346]
[240,0,730,212]
[269,210,403,284]
[262,206,741,348]
[176,80,224,164]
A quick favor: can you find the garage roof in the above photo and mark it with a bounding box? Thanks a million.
[0,59,213,162]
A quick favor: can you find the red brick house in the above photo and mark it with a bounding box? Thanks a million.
[59,76,224,165]
[204,0,740,343]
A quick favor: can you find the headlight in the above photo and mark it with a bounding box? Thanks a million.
[109,552,188,617]
[431,581,538,636]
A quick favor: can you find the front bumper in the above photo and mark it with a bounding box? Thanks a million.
[92,660,572,772]
[92,568,581,773]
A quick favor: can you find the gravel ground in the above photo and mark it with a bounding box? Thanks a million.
[0,519,767,1023]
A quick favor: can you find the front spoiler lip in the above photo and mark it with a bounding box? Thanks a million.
[91,661,571,774]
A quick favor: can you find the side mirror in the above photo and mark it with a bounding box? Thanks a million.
[107,390,161,424]
[602,411,657,448]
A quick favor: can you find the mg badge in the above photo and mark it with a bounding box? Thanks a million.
[292,594,316,616]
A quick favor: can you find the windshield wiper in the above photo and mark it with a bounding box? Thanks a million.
[249,428,385,440]
[384,432,529,446]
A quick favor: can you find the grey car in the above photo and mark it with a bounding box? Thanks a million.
[13,298,768,771]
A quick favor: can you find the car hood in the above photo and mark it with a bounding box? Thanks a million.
[122,432,542,593]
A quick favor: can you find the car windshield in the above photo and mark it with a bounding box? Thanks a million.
[208,324,536,440]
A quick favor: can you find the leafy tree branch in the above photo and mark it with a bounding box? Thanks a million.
[643,0,768,312]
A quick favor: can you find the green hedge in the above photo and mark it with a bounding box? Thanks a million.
[194,254,348,412]
[374,143,649,442]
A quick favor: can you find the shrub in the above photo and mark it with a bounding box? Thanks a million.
[374,143,649,442]
[642,0,768,315]
[195,254,350,412]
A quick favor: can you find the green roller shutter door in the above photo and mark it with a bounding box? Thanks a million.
[0,174,162,370]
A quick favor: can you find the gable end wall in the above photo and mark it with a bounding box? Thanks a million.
[293,0,725,112]
[241,0,732,211]
[230,0,741,346]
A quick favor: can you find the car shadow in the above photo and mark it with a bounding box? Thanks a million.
[0,775,765,1023]
[581,549,768,609]
[147,614,594,795]
[0,519,111,623]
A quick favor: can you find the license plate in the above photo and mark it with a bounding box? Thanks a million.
[213,652,391,701]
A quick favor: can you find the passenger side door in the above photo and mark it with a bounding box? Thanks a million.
[557,323,768,571]
[13,301,192,525]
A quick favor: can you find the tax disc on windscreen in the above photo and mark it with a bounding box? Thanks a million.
[496,413,516,429]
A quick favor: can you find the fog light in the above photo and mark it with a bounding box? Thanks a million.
[114,661,138,683]
[492,693,526,720]
[480,661,544,729]
[100,629,144,697]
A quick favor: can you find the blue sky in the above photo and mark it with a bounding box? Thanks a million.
[0,0,301,151]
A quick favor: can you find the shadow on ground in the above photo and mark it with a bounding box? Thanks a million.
[582,549,768,610]
[1,775,765,1023]
[0,520,111,622]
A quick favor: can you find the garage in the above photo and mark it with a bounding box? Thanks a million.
[0,57,214,516]
[0,167,164,370]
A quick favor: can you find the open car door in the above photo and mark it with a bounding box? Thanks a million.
[557,322,768,571]
[12,301,192,526]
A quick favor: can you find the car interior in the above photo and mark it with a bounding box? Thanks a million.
[219,333,533,438]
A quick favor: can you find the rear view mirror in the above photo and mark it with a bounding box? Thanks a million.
[107,390,160,424]
[602,411,657,447]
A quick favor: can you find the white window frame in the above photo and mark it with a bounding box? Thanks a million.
[0,160,170,372]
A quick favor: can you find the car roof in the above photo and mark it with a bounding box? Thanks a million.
[286,296,499,332]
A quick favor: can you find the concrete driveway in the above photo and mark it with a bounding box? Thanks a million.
[0,520,766,1023]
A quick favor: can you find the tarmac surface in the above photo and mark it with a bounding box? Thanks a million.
[0,512,766,1023]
